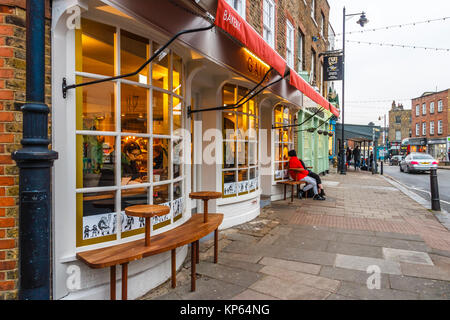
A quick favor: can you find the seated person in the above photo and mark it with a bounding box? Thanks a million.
[297,157,325,197]
[153,145,164,169]
[122,141,141,181]
[288,150,325,201]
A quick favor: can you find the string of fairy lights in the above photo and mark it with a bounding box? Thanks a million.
[330,16,450,52]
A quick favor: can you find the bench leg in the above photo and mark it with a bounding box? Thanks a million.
[291,184,294,202]
[283,184,287,200]
[122,262,128,300]
[214,229,219,264]
[171,249,176,288]
[110,265,116,300]
[196,240,199,264]
[191,242,196,292]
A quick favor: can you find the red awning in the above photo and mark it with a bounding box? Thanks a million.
[289,69,339,117]
[215,0,286,76]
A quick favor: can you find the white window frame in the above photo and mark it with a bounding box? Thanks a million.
[297,30,304,72]
[320,12,325,37]
[395,130,401,141]
[430,121,435,135]
[311,49,316,84]
[263,0,275,48]
[422,103,426,115]
[226,0,246,20]
[430,101,435,114]
[272,105,295,184]
[438,100,443,112]
[286,20,295,68]
[422,122,426,136]
[438,120,443,134]
[311,0,316,22]
[415,105,419,116]
[415,123,420,136]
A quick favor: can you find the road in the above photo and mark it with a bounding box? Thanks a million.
[382,164,450,213]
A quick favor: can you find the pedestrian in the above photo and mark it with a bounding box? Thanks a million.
[353,146,361,170]
[287,150,325,201]
[346,147,352,168]
[297,156,326,197]
[369,152,374,170]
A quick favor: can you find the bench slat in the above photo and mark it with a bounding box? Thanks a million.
[76,213,223,269]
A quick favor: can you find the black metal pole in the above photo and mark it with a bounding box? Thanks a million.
[340,7,346,174]
[430,168,441,211]
[11,0,58,300]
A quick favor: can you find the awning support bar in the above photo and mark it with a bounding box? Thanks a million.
[62,22,215,98]
[294,114,335,133]
[272,107,322,129]
[187,67,277,117]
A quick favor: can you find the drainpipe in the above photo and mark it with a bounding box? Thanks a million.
[11,0,58,299]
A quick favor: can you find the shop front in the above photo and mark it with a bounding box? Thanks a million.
[51,0,337,299]
[427,138,447,161]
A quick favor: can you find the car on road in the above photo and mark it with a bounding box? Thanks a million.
[390,155,403,166]
[399,152,439,173]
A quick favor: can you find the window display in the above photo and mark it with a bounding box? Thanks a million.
[273,105,295,181]
[75,19,185,247]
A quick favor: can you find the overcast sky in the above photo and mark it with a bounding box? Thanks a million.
[328,0,450,126]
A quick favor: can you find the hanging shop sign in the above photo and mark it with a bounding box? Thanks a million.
[323,55,343,81]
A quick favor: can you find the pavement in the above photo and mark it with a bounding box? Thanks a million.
[140,169,450,300]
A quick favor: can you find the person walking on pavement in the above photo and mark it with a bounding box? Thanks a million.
[346,148,352,169]
[288,150,325,200]
[353,146,361,170]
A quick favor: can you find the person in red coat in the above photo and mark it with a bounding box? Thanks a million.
[288,150,325,200]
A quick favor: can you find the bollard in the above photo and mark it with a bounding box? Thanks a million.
[381,161,383,175]
[430,168,441,211]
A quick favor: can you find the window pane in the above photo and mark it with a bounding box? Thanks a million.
[121,137,148,183]
[173,138,183,179]
[173,181,184,222]
[152,42,169,90]
[223,112,236,139]
[224,141,236,169]
[78,191,117,242]
[76,76,115,131]
[120,30,149,83]
[77,19,115,76]
[237,87,248,113]
[121,83,148,133]
[237,113,248,139]
[223,171,237,196]
[153,90,170,135]
[249,142,257,165]
[173,96,182,132]
[77,135,116,188]
[153,138,169,182]
[152,184,171,230]
[237,141,248,167]
[121,187,148,235]
[223,83,235,105]
[238,169,248,193]
[172,53,183,95]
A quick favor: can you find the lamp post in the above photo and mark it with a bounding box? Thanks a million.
[340,8,368,174]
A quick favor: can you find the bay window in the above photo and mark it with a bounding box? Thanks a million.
[273,105,295,181]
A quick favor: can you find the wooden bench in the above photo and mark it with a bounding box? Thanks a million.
[76,213,223,300]
[277,180,307,202]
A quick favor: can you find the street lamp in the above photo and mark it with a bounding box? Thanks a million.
[340,8,368,174]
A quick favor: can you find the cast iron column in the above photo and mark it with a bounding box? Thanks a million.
[11,0,58,300]
[340,7,346,174]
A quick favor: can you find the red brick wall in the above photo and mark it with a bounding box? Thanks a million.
[0,2,51,300]
[411,90,449,139]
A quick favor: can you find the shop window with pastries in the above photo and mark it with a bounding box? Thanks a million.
[74,19,185,247]
[273,105,295,181]
[222,84,259,197]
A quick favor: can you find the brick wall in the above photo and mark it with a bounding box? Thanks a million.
[0,2,51,300]
[411,90,449,139]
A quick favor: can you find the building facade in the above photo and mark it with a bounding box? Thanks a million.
[0,0,337,299]
[388,101,411,156]
[411,90,449,161]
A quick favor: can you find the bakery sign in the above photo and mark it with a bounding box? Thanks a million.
[323,55,343,81]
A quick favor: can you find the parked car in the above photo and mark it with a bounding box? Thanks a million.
[390,155,403,166]
[399,153,439,173]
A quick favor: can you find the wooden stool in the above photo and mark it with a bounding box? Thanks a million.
[189,191,222,265]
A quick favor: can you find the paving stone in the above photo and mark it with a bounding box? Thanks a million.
[389,275,450,299]
[326,293,359,300]
[224,232,261,243]
[287,228,339,241]
[259,265,340,292]
[175,277,246,300]
[258,233,280,245]
[333,228,376,236]
[249,275,332,300]
[383,248,434,266]
[275,247,337,266]
[429,254,450,268]
[334,254,402,275]
[326,242,383,259]
[196,262,262,288]
[219,258,265,273]
[259,257,321,275]
[336,233,431,252]
[273,235,329,251]
[337,281,419,300]
[231,289,280,300]
[319,266,390,289]
[153,291,182,300]
[375,231,423,241]
[400,262,450,281]
[219,252,262,264]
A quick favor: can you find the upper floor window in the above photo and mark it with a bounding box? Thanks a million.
[395,130,401,141]
[297,30,304,72]
[395,116,401,124]
[422,103,426,115]
[226,0,246,19]
[311,0,316,21]
[320,12,325,37]
[438,120,443,134]
[438,100,443,112]
[311,48,316,84]
[415,105,419,116]
[430,121,435,135]
[263,0,275,48]
[430,101,435,114]
[286,20,295,68]
[415,123,420,136]
[422,122,426,136]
